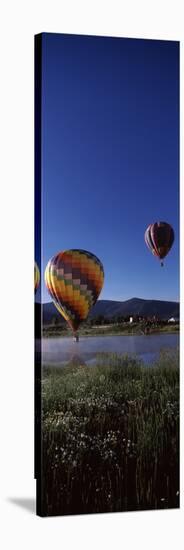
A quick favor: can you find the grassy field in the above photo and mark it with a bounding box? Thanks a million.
[43,322,179,337]
[41,349,179,516]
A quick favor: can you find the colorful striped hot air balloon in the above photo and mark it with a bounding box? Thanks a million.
[145,222,174,266]
[45,249,104,338]
[34,261,40,293]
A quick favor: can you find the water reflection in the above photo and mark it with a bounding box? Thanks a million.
[39,333,179,366]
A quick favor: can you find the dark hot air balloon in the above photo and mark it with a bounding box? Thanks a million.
[45,249,104,339]
[145,222,174,266]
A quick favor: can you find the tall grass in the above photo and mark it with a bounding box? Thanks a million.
[41,349,179,516]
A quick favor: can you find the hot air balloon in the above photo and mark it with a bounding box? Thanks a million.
[45,249,104,339]
[145,222,174,266]
[34,261,40,293]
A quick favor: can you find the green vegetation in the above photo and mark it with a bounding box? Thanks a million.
[41,349,179,516]
[43,321,179,337]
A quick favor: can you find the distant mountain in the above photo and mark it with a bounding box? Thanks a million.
[39,297,179,325]
[89,298,179,319]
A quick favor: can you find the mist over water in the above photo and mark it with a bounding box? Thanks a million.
[40,333,179,366]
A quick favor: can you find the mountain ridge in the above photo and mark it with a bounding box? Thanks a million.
[39,297,179,325]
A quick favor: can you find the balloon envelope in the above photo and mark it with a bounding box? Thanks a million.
[34,261,40,293]
[145,222,174,262]
[45,249,104,332]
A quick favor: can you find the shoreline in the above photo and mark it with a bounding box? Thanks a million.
[42,328,179,339]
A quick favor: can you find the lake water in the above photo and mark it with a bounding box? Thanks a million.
[40,333,179,366]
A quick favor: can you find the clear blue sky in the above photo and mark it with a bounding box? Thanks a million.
[38,33,179,304]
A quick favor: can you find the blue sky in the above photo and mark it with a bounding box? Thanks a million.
[37,33,179,304]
